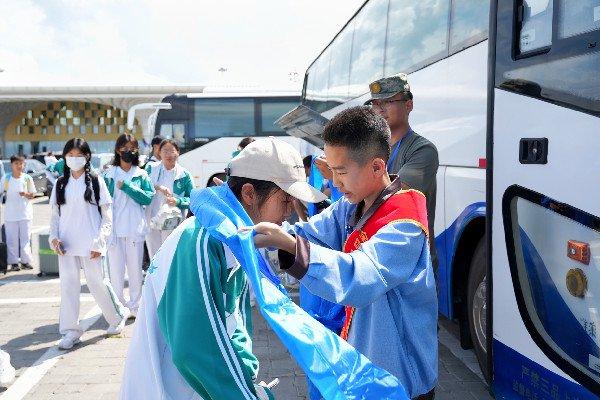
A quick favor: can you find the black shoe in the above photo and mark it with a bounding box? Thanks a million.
[10,264,20,271]
[21,263,34,270]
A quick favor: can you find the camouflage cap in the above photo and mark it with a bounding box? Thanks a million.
[364,73,411,104]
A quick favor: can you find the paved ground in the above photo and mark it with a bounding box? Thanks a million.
[0,200,493,399]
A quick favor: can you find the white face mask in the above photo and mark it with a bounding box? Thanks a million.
[65,156,87,172]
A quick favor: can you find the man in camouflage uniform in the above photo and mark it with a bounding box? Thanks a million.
[365,74,440,273]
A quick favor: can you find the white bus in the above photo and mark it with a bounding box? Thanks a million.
[282,0,600,396]
[153,89,320,188]
[490,0,600,398]
[283,0,492,380]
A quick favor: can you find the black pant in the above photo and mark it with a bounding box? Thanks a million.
[413,389,435,400]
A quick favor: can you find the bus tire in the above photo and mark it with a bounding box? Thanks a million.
[467,236,490,383]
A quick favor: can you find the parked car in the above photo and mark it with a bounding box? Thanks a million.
[1,159,52,196]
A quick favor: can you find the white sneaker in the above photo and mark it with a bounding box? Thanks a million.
[106,315,127,336]
[58,333,80,350]
[0,349,16,385]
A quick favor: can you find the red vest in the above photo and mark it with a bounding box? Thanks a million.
[339,189,429,341]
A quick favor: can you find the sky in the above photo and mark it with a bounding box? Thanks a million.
[0,0,364,89]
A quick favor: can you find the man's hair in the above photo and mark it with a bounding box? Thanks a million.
[10,155,25,163]
[322,106,390,164]
[151,135,164,147]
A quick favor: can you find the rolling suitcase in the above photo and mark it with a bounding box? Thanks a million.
[0,225,6,274]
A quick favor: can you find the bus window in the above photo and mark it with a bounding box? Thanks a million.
[348,0,388,98]
[193,99,255,139]
[260,101,299,134]
[518,0,553,54]
[504,187,600,389]
[160,122,186,147]
[497,0,600,115]
[384,0,449,76]
[450,0,490,52]
[558,0,600,39]
[327,21,354,105]
[305,49,331,113]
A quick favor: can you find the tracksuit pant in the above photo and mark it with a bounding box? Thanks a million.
[59,255,125,336]
[107,237,144,313]
[5,220,32,265]
[145,229,173,259]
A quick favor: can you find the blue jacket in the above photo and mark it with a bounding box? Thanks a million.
[290,181,438,398]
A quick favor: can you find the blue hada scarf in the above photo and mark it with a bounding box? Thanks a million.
[190,185,408,400]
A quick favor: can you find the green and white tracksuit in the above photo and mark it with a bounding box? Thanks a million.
[120,217,273,400]
[144,161,194,257]
[104,165,155,314]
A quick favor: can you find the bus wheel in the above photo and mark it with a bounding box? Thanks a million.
[467,237,490,383]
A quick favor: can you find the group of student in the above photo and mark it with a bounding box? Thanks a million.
[39,133,194,350]
[0,71,439,398]
[118,73,440,400]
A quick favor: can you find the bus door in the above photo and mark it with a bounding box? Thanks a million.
[489,0,600,398]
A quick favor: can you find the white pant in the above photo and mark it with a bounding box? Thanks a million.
[59,255,125,336]
[145,229,173,259]
[5,220,32,265]
[108,237,144,313]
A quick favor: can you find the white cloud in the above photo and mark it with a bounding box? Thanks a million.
[0,0,363,88]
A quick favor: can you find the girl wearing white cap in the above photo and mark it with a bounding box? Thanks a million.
[144,139,194,258]
[49,138,127,350]
[104,134,155,318]
[120,138,326,400]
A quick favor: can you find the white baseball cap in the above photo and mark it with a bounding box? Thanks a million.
[229,138,327,203]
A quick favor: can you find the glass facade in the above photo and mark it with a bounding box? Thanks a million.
[3,101,139,159]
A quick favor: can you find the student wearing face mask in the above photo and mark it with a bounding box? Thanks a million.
[104,134,155,318]
[49,138,128,350]
[144,139,194,258]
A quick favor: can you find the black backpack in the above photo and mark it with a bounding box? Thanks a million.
[56,172,101,215]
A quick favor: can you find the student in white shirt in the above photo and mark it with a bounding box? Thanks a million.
[0,155,37,271]
[104,134,155,318]
[144,139,194,258]
[49,138,128,350]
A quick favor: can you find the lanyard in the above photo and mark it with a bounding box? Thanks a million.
[386,129,413,172]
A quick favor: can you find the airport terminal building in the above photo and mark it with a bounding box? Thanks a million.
[0,86,204,157]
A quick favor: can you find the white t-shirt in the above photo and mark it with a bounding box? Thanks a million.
[2,174,36,222]
[147,165,175,221]
[50,174,112,257]
[112,166,148,240]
